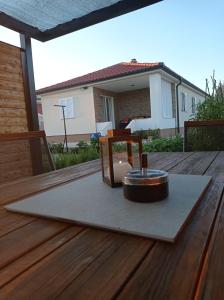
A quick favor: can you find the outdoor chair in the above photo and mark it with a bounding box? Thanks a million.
[0,131,55,184]
[184,120,224,151]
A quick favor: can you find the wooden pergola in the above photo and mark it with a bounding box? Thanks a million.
[0,0,163,127]
[1,3,224,299]
[0,0,163,183]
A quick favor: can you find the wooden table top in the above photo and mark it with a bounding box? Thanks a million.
[0,152,223,300]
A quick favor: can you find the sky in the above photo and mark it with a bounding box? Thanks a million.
[0,0,223,90]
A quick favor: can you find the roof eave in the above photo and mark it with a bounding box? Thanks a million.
[36,64,164,95]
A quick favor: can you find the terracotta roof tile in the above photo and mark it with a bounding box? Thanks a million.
[36,61,162,94]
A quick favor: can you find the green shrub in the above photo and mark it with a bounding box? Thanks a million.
[193,72,224,121]
[134,130,149,139]
[143,135,183,152]
[77,140,89,149]
[53,148,99,169]
[133,128,160,140]
[48,143,64,154]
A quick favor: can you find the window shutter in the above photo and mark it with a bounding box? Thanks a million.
[161,80,172,118]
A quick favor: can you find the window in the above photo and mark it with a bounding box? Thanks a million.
[161,79,173,118]
[100,96,114,124]
[59,97,74,119]
[181,93,186,112]
[191,97,196,113]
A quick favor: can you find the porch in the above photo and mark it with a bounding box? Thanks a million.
[94,72,177,136]
[94,75,151,135]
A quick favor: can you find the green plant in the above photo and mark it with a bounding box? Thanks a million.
[193,72,224,121]
[48,143,64,154]
[133,128,160,140]
[143,135,183,152]
[133,130,149,140]
[149,128,160,140]
[53,148,99,169]
[77,140,89,149]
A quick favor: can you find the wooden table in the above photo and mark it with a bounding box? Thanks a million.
[0,152,223,300]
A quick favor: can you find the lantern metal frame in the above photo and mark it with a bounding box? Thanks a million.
[99,131,142,187]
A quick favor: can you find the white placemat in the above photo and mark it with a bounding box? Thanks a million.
[5,173,211,242]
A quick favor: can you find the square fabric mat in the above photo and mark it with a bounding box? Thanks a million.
[5,173,211,242]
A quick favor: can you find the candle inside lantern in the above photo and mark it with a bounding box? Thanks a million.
[113,161,132,183]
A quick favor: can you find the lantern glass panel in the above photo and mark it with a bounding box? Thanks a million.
[112,141,128,164]
[101,139,109,180]
[130,141,141,169]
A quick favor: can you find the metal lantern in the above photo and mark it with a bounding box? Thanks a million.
[99,129,142,187]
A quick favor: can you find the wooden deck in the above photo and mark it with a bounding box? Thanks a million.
[0,152,224,299]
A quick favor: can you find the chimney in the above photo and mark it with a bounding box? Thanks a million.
[130,58,137,63]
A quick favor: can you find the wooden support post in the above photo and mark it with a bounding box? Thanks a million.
[20,34,43,175]
[20,34,39,131]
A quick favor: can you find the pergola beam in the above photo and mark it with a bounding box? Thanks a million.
[0,0,163,42]
[20,34,39,131]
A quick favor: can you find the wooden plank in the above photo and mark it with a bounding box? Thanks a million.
[0,81,24,93]
[0,116,28,125]
[0,103,26,110]
[0,42,21,56]
[0,208,35,238]
[0,65,23,77]
[0,52,22,65]
[0,167,33,184]
[0,219,69,270]
[0,229,125,299]
[0,153,195,299]
[0,161,101,206]
[0,73,23,83]
[185,120,224,127]
[56,234,153,300]
[0,141,30,154]
[117,152,222,300]
[0,226,83,288]
[0,154,217,299]
[0,153,190,206]
[0,95,25,102]
[0,152,29,164]
[0,158,32,171]
[169,151,218,175]
[0,131,45,142]
[0,107,26,119]
[194,153,224,300]
[0,125,28,134]
[0,89,25,99]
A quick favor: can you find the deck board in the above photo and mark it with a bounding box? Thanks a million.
[0,153,223,299]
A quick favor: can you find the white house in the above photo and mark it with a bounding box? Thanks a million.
[37,60,205,143]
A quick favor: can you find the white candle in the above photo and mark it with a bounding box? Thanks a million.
[113,161,132,183]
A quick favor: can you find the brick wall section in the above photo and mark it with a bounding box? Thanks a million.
[117,88,151,121]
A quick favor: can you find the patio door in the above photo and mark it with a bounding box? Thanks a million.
[102,96,115,128]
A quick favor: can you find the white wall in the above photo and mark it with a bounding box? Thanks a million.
[178,85,204,127]
[41,87,96,136]
[148,73,205,130]
[149,73,176,129]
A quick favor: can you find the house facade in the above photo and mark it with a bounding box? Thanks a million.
[37,60,205,143]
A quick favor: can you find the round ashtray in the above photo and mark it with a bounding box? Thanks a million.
[123,169,169,203]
